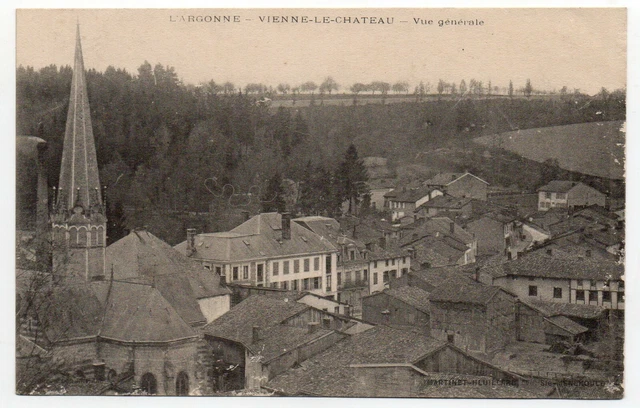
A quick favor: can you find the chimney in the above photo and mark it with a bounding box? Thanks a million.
[252,326,262,343]
[378,236,386,250]
[307,322,320,334]
[281,212,291,240]
[585,249,592,258]
[186,228,197,255]
[546,248,553,256]
[449,221,455,234]
[241,210,250,222]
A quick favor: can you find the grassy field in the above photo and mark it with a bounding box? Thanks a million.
[474,121,625,180]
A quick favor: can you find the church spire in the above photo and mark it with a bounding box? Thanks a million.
[56,24,103,215]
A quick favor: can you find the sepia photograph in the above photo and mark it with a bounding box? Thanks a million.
[13,6,628,400]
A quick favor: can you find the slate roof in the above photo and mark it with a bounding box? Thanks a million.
[481,248,624,281]
[267,326,446,396]
[202,295,309,346]
[294,216,364,250]
[107,229,230,325]
[252,325,335,362]
[175,213,337,262]
[523,299,606,319]
[39,280,197,344]
[409,236,467,267]
[546,315,589,335]
[418,194,472,210]
[429,281,507,305]
[378,286,431,314]
[424,172,489,186]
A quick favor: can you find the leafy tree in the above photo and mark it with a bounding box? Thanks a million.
[524,79,533,98]
[392,81,409,94]
[437,79,445,96]
[262,171,286,213]
[300,81,318,94]
[277,83,290,95]
[508,80,514,99]
[320,76,339,95]
[350,83,367,95]
[459,79,467,95]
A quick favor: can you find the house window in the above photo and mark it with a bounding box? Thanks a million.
[355,271,361,283]
[257,264,264,282]
[326,255,332,273]
[373,273,378,285]
[337,273,342,286]
[363,270,368,281]
[557,193,566,200]
[577,280,583,287]
[619,281,625,290]
[392,259,395,266]
[303,278,310,290]
[403,257,407,264]
[233,266,239,281]
[345,271,352,284]
[304,258,310,272]
[293,279,299,290]
[294,260,300,273]
[215,266,222,275]
[576,290,585,301]
[349,250,355,261]
[545,192,552,199]
[334,306,340,314]
[271,282,279,289]
[282,281,289,290]
[383,271,390,283]
[528,286,538,297]
[553,287,562,299]
[374,261,378,268]
[326,275,332,291]
[590,280,597,288]
[602,291,612,302]
[589,291,598,302]
[273,261,279,276]
[314,257,320,271]
[284,261,290,275]
[385,260,389,267]
[243,265,249,280]
[313,277,320,289]
[401,268,408,275]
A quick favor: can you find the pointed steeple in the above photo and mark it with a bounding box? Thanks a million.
[56,24,103,215]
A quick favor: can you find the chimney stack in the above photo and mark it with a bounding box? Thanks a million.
[307,322,320,334]
[252,326,262,343]
[281,212,291,240]
[186,228,197,255]
[546,248,553,256]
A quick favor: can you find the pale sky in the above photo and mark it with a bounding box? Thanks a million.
[17,8,626,95]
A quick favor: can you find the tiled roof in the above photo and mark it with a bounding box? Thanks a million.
[409,236,466,267]
[253,325,334,362]
[424,172,489,186]
[409,265,476,288]
[203,295,309,346]
[39,280,197,344]
[381,286,431,313]
[523,299,606,319]
[107,229,230,325]
[480,248,623,281]
[418,194,472,210]
[175,213,337,262]
[294,216,364,250]
[401,217,475,246]
[267,326,446,396]
[429,281,506,305]
[537,180,579,193]
[546,315,589,335]
[388,186,440,203]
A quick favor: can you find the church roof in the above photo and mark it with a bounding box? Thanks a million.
[56,25,103,214]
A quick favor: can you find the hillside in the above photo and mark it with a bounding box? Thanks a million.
[474,121,625,180]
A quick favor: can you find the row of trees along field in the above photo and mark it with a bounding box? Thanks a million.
[17,62,625,244]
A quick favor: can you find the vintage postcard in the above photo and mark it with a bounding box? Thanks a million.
[15,8,626,399]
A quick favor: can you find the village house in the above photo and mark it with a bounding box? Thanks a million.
[429,281,517,354]
[537,180,606,211]
[415,194,473,219]
[201,296,351,391]
[390,265,477,293]
[266,325,522,397]
[384,186,443,221]
[400,217,477,268]
[366,179,395,210]
[175,212,338,298]
[464,212,522,258]
[362,286,431,331]
[480,248,624,310]
[423,172,489,201]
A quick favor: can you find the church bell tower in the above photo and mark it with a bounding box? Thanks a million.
[51,25,106,280]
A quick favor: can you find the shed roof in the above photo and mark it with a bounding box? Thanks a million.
[546,315,589,336]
